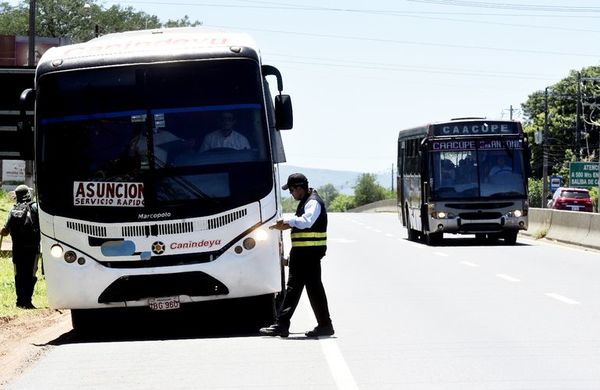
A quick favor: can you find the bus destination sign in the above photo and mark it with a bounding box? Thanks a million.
[432,121,519,136]
[431,138,522,151]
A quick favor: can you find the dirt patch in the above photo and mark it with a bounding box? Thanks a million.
[0,309,72,388]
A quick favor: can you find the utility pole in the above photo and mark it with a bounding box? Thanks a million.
[28,0,35,67]
[576,72,582,160]
[542,87,549,207]
[25,0,36,188]
[580,76,600,207]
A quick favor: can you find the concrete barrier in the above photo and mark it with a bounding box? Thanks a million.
[349,199,397,213]
[524,208,552,238]
[545,210,593,247]
[585,214,600,251]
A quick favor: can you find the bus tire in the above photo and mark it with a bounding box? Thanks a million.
[71,309,101,334]
[426,232,443,246]
[406,206,419,241]
[244,294,276,330]
[504,231,518,245]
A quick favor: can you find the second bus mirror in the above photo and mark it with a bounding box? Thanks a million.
[275,94,293,130]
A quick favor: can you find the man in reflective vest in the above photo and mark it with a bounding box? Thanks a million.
[260,173,334,338]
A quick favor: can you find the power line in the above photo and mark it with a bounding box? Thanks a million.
[208,24,599,59]
[406,0,600,13]
[114,1,600,34]
[266,54,555,81]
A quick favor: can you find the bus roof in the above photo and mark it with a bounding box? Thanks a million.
[399,118,522,140]
[37,27,260,72]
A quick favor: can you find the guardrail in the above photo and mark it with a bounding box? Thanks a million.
[351,201,600,251]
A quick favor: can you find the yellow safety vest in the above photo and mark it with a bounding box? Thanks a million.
[290,231,327,247]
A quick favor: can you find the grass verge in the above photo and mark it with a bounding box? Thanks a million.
[0,255,48,317]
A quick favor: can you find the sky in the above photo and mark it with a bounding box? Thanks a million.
[9,0,600,175]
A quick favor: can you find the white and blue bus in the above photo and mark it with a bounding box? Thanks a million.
[14,27,294,329]
[397,118,530,245]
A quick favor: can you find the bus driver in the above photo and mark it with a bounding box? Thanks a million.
[199,111,251,152]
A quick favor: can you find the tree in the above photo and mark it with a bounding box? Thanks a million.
[527,177,544,208]
[316,183,339,208]
[329,194,355,212]
[353,173,387,207]
[521,66,600,179]
[281,196,297,213]
[0,0,201,43]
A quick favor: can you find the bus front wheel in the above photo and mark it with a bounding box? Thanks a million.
[426,231,443,246]
[504,231,518,245]
[405,207,419,241]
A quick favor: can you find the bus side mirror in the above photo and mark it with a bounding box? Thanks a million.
[18,88,35,160]
[275,94,293,130]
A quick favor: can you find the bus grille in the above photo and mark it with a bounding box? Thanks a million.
[459,223,503,232]
[121,222,194,237]
[447,202,514,210]
[208,209,247,229]
[459,212,502,220]
[68,209,248,238]
[66,222,107,237]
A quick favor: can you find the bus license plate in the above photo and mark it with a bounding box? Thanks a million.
[149,296,180,311]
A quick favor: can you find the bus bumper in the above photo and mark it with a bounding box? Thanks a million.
[427,204,528,234]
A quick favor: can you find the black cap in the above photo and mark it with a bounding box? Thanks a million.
[15,185,31,202]
[282,173,308,190]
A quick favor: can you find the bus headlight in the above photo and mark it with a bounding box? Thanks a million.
[235,228,271,254]
[254,229,269,242]
[431,211,455,219]
[50,244,63,258]
[506,209,523,218]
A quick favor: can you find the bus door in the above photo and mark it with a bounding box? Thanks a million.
[419,139,430,231]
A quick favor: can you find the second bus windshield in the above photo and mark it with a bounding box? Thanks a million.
[430,138,526,200]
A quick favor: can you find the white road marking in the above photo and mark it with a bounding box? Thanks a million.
[434,251,448,257]
[460,261,480,267]
[545,293,581,305]
[385,233,394,237]
[320,338,360,390]
[301,300,359,390]
[496,273,521,282]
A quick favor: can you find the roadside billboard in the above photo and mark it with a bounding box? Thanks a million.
[569,162,599,188]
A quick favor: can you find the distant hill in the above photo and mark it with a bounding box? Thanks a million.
[278,165,393,195]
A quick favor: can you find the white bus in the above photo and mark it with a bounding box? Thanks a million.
[397,118,530,245]
[14,27,294,330]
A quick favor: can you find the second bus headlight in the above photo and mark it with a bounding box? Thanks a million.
[432,211,455,219]
[506,209,523,218]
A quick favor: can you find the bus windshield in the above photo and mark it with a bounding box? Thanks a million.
[430,137,527,200]
[36,59,273,221]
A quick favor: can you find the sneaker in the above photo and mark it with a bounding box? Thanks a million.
[259,324,289,338]
[305,324,335,337]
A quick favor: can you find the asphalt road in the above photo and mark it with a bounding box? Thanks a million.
[7,213,600,389]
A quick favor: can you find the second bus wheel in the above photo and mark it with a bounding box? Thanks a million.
[425,231,443,246]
